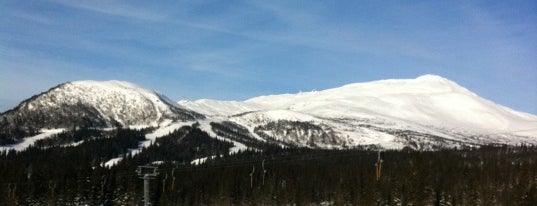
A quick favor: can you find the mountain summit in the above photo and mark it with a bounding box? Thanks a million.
[244,75,536,134]
[0,80,203,133]
[180,75,537,149]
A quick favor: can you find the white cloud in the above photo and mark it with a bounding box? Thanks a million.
[49,0,164,21]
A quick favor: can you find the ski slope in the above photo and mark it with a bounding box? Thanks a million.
[180,75,537,148]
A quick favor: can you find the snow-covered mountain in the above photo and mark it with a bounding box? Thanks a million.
[180,75,537,149]
[2,75,536,151]
[0,80,204,131]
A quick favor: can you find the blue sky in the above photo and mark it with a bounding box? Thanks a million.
[1,0,536,114]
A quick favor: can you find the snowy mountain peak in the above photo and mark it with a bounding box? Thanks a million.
[71,79,138,88]
[66,80,184,110]
[337,74,473,96]
[67,80,161,98]
[415,74,449,81]
[180,75,537,149]
[1,80,203,130]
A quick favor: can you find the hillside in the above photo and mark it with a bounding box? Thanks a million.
[180,75,537,149]
[0,80,203,145]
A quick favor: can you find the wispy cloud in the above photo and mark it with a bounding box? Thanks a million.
[169,41,272,82]
[9,11,54,25]
[173,1,442,62]
[462,3,537,73]
[48,0,165,21]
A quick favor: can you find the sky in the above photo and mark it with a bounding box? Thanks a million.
[1,0,536,114]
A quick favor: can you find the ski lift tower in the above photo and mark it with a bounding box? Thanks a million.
[136,166,159,206]
[375,150,383,181]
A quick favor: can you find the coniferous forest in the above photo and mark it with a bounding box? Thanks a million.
[0,126,536,205]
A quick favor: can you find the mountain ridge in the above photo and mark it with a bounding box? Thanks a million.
[182,75,536,133]
[179,74,537,149]
[1,75,536,150]
[0,80,203,141]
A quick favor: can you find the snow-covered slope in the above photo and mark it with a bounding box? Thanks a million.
[178,99,263,117]
[0,129,65,152]
[180,75,537,149]
[2,76,535,151]
[0,80,204,130]
[246,75,537,135]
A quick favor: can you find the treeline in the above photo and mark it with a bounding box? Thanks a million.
[151,145,537,205]
[253,120,341,148]
[0,126,536,205]
[0,126,234,205]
